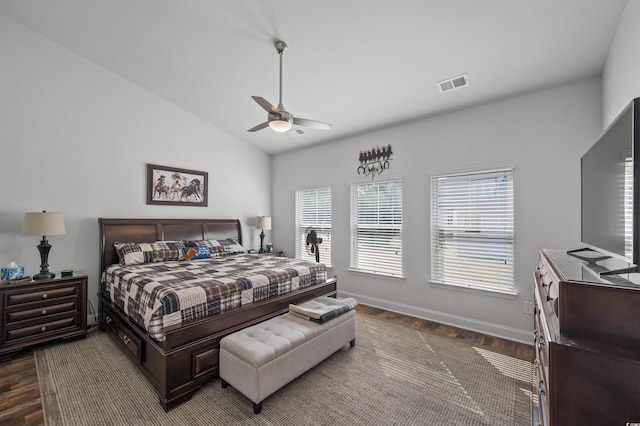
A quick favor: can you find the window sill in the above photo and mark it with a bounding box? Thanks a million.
[348,268,405,281]
[428,281,517,299]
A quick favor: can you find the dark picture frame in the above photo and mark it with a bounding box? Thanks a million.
[146,163,208,207]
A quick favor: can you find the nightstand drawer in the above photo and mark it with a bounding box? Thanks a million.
[6,315,76,342]
[7,285,77,306]
[7,301,76,323]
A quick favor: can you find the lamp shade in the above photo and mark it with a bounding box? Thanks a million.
[23,212,66,236]
[269,120,292,132]
[255,216,272,230]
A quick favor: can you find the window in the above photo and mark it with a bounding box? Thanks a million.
[350,179,403,276]
[295,187,332,266]
[430,165,514,293]
[625,156,633,258]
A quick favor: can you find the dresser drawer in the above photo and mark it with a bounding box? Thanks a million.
[7,301,76,323]
[6,285,77,306]
[533,359,549,426]
[5,315,76,342]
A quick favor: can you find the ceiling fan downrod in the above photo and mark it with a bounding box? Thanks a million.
[275,41,287,109]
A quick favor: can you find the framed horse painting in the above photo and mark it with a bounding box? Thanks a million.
[146,163,208,206]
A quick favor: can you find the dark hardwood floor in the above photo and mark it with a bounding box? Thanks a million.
[0,350,43,425]
[0,305,532,425]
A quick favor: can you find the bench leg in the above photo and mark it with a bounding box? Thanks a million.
[253,402,262,414]
[350,339,356,347]
[221,379,229,388]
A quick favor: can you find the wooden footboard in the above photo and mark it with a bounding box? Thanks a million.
[98,278,337,411]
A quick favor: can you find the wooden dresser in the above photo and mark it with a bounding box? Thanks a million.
[533,250,640,426]
[0,273,87,361]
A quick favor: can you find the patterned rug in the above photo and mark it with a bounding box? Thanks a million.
[35,313,532,425]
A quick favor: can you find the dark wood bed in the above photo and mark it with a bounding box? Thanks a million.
[97,218,337,411]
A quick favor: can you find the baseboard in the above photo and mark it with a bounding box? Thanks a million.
[338,290,532,345]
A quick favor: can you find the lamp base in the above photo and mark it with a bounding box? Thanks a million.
[33,271,55,280]
[259,229,266,254]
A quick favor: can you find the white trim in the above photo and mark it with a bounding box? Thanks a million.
[347,268,405,281]
[348,174,403,186]
[428,280,518,298]
[339,290,532,345]
[429,161,516,178]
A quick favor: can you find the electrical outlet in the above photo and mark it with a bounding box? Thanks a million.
[523,301,534,315]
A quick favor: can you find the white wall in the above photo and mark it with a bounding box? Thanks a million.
[272,78,602,343]
[602,0,640,127]
[0,16,272,314]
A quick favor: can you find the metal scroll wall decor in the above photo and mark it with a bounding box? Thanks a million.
[357,144,393,180]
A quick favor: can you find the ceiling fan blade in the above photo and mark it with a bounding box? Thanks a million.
[252,96,279,115]
[293,117,332,130]
[248,121,270,132]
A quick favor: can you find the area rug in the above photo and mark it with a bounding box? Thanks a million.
[35,313,532,425]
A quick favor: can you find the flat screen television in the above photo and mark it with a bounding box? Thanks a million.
[579,97,640,275]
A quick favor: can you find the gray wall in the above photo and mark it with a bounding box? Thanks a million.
[602,0,640,127]
[0,16,272,316]
[272,78,602,342]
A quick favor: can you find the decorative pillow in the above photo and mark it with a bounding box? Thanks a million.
[182,245,212,261]
[217,238,246,254]
[114,242,154,266]
[184,240,225,257]
[150,240,186,262]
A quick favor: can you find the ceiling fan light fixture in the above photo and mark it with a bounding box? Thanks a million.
[269,119,292,132]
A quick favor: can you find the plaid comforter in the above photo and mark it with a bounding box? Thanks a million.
[101,254,327,342]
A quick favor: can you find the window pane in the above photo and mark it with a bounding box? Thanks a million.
[295,187,332,266]
[431,168,514,291]
[350,179,403,276]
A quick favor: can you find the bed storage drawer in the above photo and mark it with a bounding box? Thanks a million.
[102,303,144,362]
[118,323,143,361]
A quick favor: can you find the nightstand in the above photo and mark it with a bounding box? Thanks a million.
[0,273,87,361]
[262,251,284,257]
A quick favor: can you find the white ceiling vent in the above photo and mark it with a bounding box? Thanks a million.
[289,128,305,137]
[437,74,469,93]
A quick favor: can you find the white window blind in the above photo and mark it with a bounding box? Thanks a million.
[625,157,633,258]
[350,179,403,276]
[431,167,514,292]
[295,187,332,266]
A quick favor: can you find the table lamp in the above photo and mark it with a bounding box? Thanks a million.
[255,216,271,254]
[23,211,66,280]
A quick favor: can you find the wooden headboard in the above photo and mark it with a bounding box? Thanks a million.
[99,218,242,271]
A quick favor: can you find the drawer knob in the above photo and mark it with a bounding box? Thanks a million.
[42,293,48,299]
[41,309,47,315]
[123,335,131,345]
[40,326,47,332]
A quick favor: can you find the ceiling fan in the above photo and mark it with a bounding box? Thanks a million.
[248,41,332,133]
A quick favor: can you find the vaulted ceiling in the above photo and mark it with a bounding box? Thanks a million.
[0,0,627,154]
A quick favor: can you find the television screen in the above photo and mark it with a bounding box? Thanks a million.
[581,98,638,266]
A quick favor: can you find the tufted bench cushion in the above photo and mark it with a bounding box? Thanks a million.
[219,308,356,414]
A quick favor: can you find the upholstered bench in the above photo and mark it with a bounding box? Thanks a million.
[219,309,356,414]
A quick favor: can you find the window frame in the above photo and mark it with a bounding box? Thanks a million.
[295,186,332,267]
[429,163,515,295]
[349,177,404,278]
